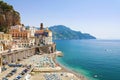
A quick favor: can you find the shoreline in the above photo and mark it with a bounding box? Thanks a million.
[54,52,88,80]
[18,52,89,80]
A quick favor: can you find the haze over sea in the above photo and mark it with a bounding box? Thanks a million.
[56,40,120,80]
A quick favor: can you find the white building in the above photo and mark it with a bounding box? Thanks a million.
[27,26,36,37]
[44,28,53,45]
[27,26,36,46]
[11,25,25,31]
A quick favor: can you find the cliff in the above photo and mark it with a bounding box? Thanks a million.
[49,25,96,40]
[0,1,20,33]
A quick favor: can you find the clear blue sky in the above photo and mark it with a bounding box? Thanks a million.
[4,0,120,39]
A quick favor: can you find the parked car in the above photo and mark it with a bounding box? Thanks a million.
[11,68,17,73]
[16,75,22,79]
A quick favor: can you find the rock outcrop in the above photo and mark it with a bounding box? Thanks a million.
[0,1,20,33]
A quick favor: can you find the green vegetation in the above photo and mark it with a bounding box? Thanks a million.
[49,25,96,40]
[0,1,13,11]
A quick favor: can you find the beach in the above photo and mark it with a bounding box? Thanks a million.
[23,51,87,80]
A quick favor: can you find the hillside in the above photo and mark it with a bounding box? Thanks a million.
[0,1,20,33]
[49,25,96,40]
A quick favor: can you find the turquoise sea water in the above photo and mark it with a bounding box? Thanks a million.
[55,40,120,80]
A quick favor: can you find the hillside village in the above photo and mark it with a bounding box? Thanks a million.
[0,23,53,52]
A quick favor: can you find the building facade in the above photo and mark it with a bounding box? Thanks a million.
[26,26,36,46]
[9,25,31,49]
[9,29,30,39]
[0,32,12,50]
[0,43,3,52]
[44,28,53,45]
[35,23,53,46]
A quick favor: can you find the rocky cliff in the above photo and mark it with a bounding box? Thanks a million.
[0,1,20,33]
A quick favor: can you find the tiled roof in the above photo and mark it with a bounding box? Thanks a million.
[35,30,44,34]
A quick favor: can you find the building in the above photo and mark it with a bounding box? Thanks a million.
[26,26,36,46]
[9,29,30,39]
[0,32,12,42]
[29,37,35,46]
[35,23,53,46]
[9,25,32,48]
[28,26,36,37]
[44,28,53,45]
[0,32,12,50]
[0,43,3,52]
[16,39,30,48]
[11,25,25,31]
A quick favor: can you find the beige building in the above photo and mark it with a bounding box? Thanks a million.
[10,25,35,49]
[17,39,30,48]
[11,25,25,31]
[0,32,12,41]
[0,43,3,52]
[0,32,12,50]
[12,38,35,49]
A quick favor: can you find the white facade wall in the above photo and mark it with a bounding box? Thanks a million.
[11,25,22,31]
[44,36,53,45]
[29,38,35,46]
[29,26,36,37]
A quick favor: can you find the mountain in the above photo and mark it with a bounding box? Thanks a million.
[0,1,21,33]
[49,25,96,40]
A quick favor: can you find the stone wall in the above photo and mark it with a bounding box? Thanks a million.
[38,44,56,53]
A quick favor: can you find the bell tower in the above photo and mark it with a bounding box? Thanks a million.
[40,23,43,30]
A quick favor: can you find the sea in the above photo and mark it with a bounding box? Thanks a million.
[55,40,120,80]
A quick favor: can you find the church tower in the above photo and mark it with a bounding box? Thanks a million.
[40,23,43,30]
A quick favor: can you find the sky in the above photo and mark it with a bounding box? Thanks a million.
[3,0,120,39]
